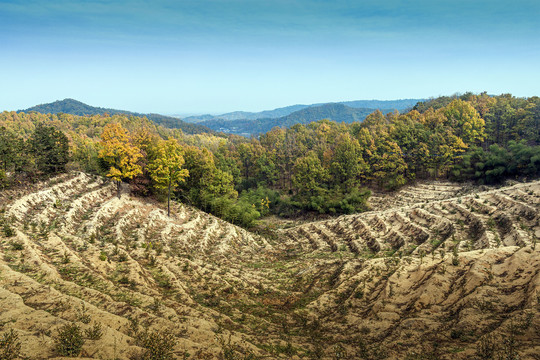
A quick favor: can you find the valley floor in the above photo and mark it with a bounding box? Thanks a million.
[0,173,539,359]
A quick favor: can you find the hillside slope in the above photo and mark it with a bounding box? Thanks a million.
[201,103,383,135]
[184,99,423,124]
[184,104,311,123]
[0,174,539,359]
[19,99,211,135]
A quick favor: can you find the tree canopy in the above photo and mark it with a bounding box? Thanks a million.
[148,138,189,216]
[99,123,143,197]
[1,92,538,225]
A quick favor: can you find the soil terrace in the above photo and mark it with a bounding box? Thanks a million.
[0,173,538,359]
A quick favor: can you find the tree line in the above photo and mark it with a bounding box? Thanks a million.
[1,93,539,227]
[0,123,69,183]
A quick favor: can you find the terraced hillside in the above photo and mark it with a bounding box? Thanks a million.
[283,181,539,257]
[368,181,477,210]
[0,173,539,359]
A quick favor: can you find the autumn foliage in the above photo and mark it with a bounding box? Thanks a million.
[148,138,189,216]
[99,123,143,197]
[1,93,539,225]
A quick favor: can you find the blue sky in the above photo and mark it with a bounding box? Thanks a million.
[0,0,538,114]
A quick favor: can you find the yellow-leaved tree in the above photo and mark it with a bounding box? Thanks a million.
[99,123,143,198]
[148,138,189,216]
[443,99,486,145]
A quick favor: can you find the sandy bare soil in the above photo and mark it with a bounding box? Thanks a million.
[1,173,538,359]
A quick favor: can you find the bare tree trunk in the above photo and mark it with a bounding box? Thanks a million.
[117,180,121,198]
[167,181,171,217]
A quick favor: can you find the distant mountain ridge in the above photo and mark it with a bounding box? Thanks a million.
[18,98,424,137]
[19,98,211,135]
[200,103,394,135]
[338,99,421,110]
[184,99,421,123]
[184,104,310,123]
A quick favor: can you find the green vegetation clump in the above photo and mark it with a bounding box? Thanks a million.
[1,216,16,238]
[84,322,103,340]
[452,245,459,266]
[134,329,177,360]
[9,241,23,250]
[0,329,21,360]
[54,323,85,357]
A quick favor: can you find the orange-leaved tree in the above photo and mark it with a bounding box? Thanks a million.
[99,123,143,197]
[148,138,189,216]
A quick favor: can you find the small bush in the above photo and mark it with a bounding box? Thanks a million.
[10,241,23,250]
[53,199,62,209]
[299,188,370,215]
[135,329,176,360]
[77,303,91,324]
[0,170,8,190]
[85,322,103,340]
[451,245,459,266]
[154,272,172,289]
[475,334,496,360]
[61,252,70,264]
[55,323,85,357]
[216,333,257,360]
[0,329,22,360]
[2,222,16,238]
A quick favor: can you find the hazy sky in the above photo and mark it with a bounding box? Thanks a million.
[1,0,538,114]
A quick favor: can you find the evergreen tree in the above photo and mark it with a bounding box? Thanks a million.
[0,127,18,172]
[28,123,69,174]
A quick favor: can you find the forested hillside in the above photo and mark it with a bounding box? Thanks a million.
[340,98,421,109]
[200,103,388,135]
[2,93,539,228]
[1,93,539,359]
[19,98,211,135]
[184,104,310,123]
[184,98,421,123]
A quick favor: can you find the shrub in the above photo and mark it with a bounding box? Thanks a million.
[237,186,281,217]
[53,199,62,209]
[452,245,459,266]
[10,241,23,250]
[475,335,496,360]
[0,329,21,360]
[135,329,176,360]
[216,333,257,360]
[77,303,91,324]
[0,170,8,190]
[85,322,103,340]
[210,195,261,228]
[55,323,85,357]
[2,221,15,238]
[295,188,370,215]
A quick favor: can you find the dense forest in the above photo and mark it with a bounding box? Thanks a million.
[1,92,539,228]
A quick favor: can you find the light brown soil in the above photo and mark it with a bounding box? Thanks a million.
[1,173,539,359]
